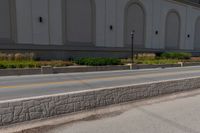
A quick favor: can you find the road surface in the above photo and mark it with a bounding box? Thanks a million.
[48,92,200,133]
[1,66,200,101]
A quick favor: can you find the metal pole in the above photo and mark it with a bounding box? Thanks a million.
[131,30,135,70]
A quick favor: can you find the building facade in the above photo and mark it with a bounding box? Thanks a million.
[0,0,200,59]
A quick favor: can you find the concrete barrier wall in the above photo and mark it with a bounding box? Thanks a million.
[1,76,200,126]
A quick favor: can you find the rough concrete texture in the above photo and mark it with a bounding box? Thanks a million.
[53,65,130,74]
[1,64,200,77]
[0,77,200,127]
[0,68,41,76]
[0,66,130,76]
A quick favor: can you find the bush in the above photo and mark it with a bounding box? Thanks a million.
[161,52,191,60]
[0,60,74,69]
[136,53,156,60]
[0,53,7,60]
[0,61,37,69]
[7,53,15,60]
[136,59,179,65]
[0,52,36,61]
[14,53,25,61]
[75,58,122,66]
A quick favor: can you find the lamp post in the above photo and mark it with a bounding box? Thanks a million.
[130,30,135,70]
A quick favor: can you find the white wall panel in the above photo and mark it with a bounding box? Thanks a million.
[16,0,33,43]
[66,0,93,43]
[95,0,106,47]
[105,0,116,47]
[49,0,63,45]
[0,0,11,39]
[32,0,49,44]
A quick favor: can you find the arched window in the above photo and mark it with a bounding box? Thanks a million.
[65,0,95,45]
[124,3,145,48]
[165,11,180,50]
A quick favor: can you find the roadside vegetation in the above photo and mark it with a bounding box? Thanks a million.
[0,51,198,69]
[75,58,122,66]
[0,52,73,69]
[160,52,191,60]
[121,52,191,65]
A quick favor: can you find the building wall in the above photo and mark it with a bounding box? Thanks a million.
[0,0,200,59]
[0,0,15,43]
[0,0,11,40]
[15,0,63,45]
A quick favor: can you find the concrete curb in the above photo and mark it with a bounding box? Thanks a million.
[1,76,200,127]
[0,63,200,77]
[0,65,129,76]
[0,68,41,76]
[1,63,200,77]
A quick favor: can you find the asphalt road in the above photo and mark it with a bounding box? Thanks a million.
[1,66,200,101]
[48,91,200,133]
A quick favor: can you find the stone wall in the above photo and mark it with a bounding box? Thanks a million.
[1,76,200,126]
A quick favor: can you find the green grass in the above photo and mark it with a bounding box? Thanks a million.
[75,58,122,66]
[121,52,192,65]
[135,59,180,65]
[161,52,191,60]
[0,60,73,69]
[0,60,37,69]
[0,52,194,69]
[121,58,180,65]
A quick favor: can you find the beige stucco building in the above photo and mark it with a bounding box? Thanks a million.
[0,0,200,59]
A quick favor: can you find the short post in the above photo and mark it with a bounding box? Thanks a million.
[130,30,135,70]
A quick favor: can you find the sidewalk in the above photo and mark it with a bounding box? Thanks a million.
[48,91,200,133]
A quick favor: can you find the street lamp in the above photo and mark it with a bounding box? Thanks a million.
[130,30,135,70]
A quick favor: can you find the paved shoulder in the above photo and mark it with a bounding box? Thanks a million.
[48,93,200,133]
[1,66,200,101]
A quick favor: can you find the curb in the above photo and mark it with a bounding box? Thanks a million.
[0,63,200,77]
[0,65,129,76]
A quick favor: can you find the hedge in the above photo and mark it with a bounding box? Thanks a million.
[161,52,192,60]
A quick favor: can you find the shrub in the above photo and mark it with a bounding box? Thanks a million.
[29,53,36,60]
[0,64,6,69]
[7,53,15,60]
[75,58,122,66]
[136,53,156,60]
[14,53,26,61]
[137,59,179,65]
[0,52,36,61]
[0,60,73,69]
[161,52,191,60]
[0,53,7,60]
[23,52,36,60]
